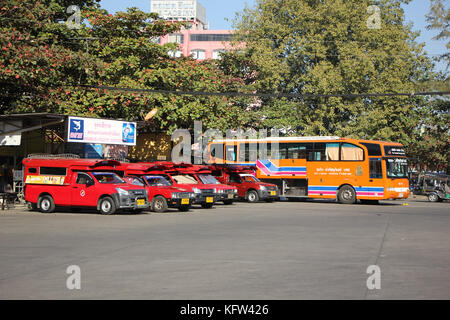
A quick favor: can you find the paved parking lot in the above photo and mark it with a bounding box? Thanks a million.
[0,197,449,299]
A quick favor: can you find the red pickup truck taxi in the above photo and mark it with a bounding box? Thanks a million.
[139,162,219,209]
[22,157,149,214]
[119,163,195,212]
[187,165,238,205]
[210,165,279,202]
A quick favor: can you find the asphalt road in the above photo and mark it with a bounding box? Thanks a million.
[0,197,449,299]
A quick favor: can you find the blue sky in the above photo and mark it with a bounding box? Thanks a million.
[99,0,447,71]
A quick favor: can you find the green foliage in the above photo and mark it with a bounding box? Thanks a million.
[0,1,253,134]
[426,0,449,69]
[222,0,447,169]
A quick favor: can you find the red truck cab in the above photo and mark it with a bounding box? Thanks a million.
[139,162,218,209]
[119,163,195,213]
[23,157,149,214]
[189,167,238,205]
[210,165,279,202]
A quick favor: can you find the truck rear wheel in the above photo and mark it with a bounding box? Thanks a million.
[338,185,356,204]
[38,195,55,213]
[151,196,168,213]
[99,197,116,215]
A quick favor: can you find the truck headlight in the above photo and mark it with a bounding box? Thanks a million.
[233,189,238,194]
[171,192,181,199]
[192,187,201,194]
[116,188,129,196]
[260,185,267,191]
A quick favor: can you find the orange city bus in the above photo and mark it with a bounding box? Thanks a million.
[206,136,410,204]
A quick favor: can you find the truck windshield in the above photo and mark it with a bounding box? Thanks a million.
[385,158,408,179]
[240,175,260,182]
[145,175,172,186]
[197,174,220,184]
[123,176,145,186]
[92,172,125,184]
[171,174,198,184]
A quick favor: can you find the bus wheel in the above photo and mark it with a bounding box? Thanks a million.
[247,190,259,203]
[38,195,55,213]
[338,186,356,204]
[151,196,168,213]
[99,197,116,215]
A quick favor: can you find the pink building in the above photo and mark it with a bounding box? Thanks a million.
[151,0,234,60]
[158,29,233,60]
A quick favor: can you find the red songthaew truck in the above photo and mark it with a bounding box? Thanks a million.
[138,162,230,208]
[119,162,196,212]
[22,157,149,214]
[209,165,278,202]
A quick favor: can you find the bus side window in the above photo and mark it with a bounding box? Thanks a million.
[369,159,383,178]
[287,143,307,159]
[225,145,237,162]
[210,143,224,159]
[312,143,326,161]
[239,143,257,162]
[325,143,340,161]
[341,143,364,161]
[258,142,271,160]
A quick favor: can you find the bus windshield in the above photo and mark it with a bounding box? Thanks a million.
[385,158,408,179]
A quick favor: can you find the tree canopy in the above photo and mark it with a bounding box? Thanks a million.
[0,0,254,133]
[220,0,448,171]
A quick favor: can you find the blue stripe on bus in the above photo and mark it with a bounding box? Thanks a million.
[308,186,338,191]
[259,160,306,172]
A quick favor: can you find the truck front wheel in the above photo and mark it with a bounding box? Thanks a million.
[151,196,168,213]
[99,197,116,215]
[246,190,259,203]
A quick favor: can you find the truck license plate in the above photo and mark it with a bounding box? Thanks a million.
[270,191,276,196]
[137,199,146,206]
[181,198,189,205]
[206,197,213,203]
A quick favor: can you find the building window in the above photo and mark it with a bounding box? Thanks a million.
[168,50,183,58]
[212,49,226,59]
[167,34,184,44]
[190,49,206,60]
[190,34,233,42]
